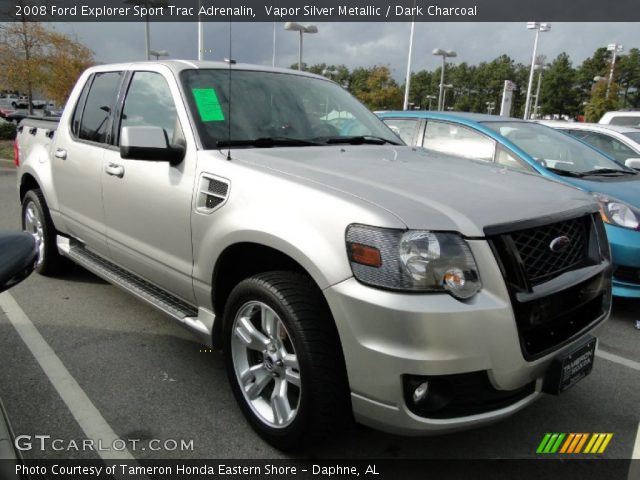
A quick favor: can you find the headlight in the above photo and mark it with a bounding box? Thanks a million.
[592,193,640,231]
[346,224,482,299]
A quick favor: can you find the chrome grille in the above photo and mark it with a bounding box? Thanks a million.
[510,216,589,284]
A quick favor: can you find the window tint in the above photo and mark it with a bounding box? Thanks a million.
[120,71,179,144]
[71,78,92,137]
[78,71,122,144]
[495,144,534,172]
[609,116,640,127]
[381,118,418,144]
[423,121,495,162]
[580,132,635,162]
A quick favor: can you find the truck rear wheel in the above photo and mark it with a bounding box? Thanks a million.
[21,189,67,276]
[223,271,351,451]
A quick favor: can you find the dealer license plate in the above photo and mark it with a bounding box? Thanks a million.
[542,337,597,395]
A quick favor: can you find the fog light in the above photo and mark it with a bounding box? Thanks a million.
[412,381,429,403]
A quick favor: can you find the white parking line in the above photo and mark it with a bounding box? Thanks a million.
[629,423,640,480]
[0,292,148,478]
[596,349,640,371]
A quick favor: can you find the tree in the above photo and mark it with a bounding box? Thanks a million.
[0,22,95,111]
[616,48,640,108]
[539,52,579,117]
[0,22,49,113]
[42,31,95,106]
[585,80,621,122]
[306,63,350,87]
[350,66,402,110]
[575,47,609,108]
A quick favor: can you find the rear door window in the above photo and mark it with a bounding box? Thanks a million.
[78,71,123,144]
[423,121,495,162]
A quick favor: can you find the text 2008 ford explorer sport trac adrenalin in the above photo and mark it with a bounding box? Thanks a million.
[16,61,611,450]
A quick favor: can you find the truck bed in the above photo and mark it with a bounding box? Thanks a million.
[16,116,59,165]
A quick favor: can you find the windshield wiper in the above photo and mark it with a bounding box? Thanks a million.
[217,137,323,148]
[546,167,586,178]
[315,135,403,146]
[580,168,637,176]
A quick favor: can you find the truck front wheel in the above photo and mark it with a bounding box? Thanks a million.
[223,271,351,450]
[21,189,66,275]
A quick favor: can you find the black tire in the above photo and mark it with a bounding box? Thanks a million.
[21,189,67,276]
[223,271,351,451]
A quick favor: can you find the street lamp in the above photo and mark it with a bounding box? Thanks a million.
[524,22,551,119]
[606,43,624,97]
[403,21,416,111]
[433,48,457,111]
[149,49,169,60]
[124,0,169,60]
[284,22,318,70]
[531,63,550,119]
[322,68,339,79]
[486,101,496,115]
[424,94,437,110]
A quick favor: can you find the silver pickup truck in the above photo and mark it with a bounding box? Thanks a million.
[15,61,611,450]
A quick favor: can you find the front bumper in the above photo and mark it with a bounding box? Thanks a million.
[606,224,640,298]
[323,240,609,435]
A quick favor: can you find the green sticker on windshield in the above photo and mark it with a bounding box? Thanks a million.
[192,88,224,122]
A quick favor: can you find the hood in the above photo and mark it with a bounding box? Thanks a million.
[560,176,640,209]
[233,145,597,237]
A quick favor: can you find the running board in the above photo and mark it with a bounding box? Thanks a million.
[57,236,214,347]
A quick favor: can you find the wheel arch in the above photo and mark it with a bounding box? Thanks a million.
[210,242,335,349]
[19,172,40,202]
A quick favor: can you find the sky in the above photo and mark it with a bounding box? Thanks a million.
[53,22,640,80]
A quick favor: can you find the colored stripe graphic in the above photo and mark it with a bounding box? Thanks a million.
[537,433,552,453]
[538,433,613,454]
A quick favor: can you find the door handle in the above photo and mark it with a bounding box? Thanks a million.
[54,148,67,160]
[105,163,125,178]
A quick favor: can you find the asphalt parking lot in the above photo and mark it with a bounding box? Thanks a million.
[0,166,638,469]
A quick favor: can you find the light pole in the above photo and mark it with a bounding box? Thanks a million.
[441,84,453,111]
[284,22,318,70]
[524,22,551,119]
[433,48,457,111]
[606,43,624,97]
[322,68,339,79]
[402,21,416,111]
[149,49,169,60]
[532,63,549,119]
[125,0,169,60]
[425,94,436,110]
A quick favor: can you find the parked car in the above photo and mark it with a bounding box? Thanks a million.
[539,121,640,170]
[378,111,640,298]
[16,62,612,449]
[6,110,30,124]
[0,107,15,120]
[599,110,640,127]
[0,230,37,480]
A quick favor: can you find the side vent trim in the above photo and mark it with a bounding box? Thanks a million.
[196,173,230,214]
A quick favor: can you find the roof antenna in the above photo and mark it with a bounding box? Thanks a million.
[225,19,233,161]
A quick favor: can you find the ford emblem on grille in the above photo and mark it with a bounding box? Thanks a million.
[549,236,571,253]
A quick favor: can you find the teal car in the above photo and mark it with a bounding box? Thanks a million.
[378,111,640,298]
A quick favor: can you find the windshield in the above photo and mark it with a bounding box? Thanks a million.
[622,131,640,144]
[482,121,631,174]
[180,69,401,149]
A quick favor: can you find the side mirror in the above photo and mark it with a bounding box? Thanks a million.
[624,158,640,170]
[0,231,37,293]
[120,126,185,165]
